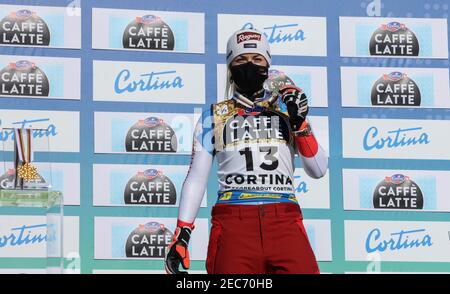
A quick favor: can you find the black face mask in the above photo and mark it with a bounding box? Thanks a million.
[230,62,269,97]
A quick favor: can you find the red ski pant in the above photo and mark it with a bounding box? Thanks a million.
[205,202,320,274]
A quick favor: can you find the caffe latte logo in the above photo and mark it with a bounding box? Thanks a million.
[125,117,177,153]
[125,221,173,258]
[0,168,47,190]
[122,15,175,50]
[0,9,50,46]
[369,22,419,56]
[0,60,50,97]
[123,169,177,205]
[371,72,421,106]
[373,174,424,209]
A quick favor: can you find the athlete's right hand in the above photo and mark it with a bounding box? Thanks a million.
[279,85,309,131]
[165,221,194,274]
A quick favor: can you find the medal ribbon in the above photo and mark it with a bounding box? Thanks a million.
[14,128,33,163]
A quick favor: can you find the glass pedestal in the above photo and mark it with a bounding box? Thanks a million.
[0,189,63,274]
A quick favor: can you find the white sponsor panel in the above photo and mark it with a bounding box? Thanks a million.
[0,4,81,49]
[94,217,208,260]
[0,55,80,100]
[342,118,450,160]
[1,162,80,205]
[93,269,207,274]
[343,169,450,212]
[218,14,327,56]
[303,219,332,261]
[93,164,206,207]
[92,8,204,53]
[0,216,79,258]
[217,64,328,107]
[93,60,205,104]
[339,17,448,58]
[341,67,450,108]
[345,220,450,262]
[0,109,79,152]
[94,111,198,155]
[293,168,330,209]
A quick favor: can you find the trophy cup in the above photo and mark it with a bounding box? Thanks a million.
[0,127,64,273]
[264,69,297,105]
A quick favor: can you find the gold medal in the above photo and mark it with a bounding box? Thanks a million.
[14,128,39,182]
[17,162,39,181]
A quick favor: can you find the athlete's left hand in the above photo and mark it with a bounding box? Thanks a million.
[280,85,309,131]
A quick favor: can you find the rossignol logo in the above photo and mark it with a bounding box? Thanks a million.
[123,169,177,205]
[0,60,49,97]
[236,31,261,44]
[372,174,424,209]
[369,22,419,56]
[264,69,295,93]
[371,72,421,106]
[122,15,175,50]
[125,117,177,153]
[0,168,47,190]
[0,9,50,46]
[125,221,173,258]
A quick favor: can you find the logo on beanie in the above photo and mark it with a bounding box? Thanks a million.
[0,60,50,97]
[125,117,177,153]
[372,174,424,209]
[122,15,175,50]
[125,221,173,258]
[371,72,421,106]
[236,32,262,44]
[123,169,177,205]
[0,9,50,46]
[369,22,419,56]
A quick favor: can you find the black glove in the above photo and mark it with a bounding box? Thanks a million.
[280,86,309,131]
[165,223,193,274]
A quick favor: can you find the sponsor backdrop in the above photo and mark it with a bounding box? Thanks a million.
[0,0,449,274]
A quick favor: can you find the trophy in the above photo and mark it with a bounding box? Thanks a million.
[0,127,64,273]
[14,128,40,189]
[263,69,296,106]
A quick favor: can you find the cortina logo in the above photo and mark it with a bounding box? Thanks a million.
[363,126,430,151]
[0,224,46,248]
[365,228,432,253]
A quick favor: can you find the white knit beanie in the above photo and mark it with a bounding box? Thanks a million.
[226,28,271,66]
